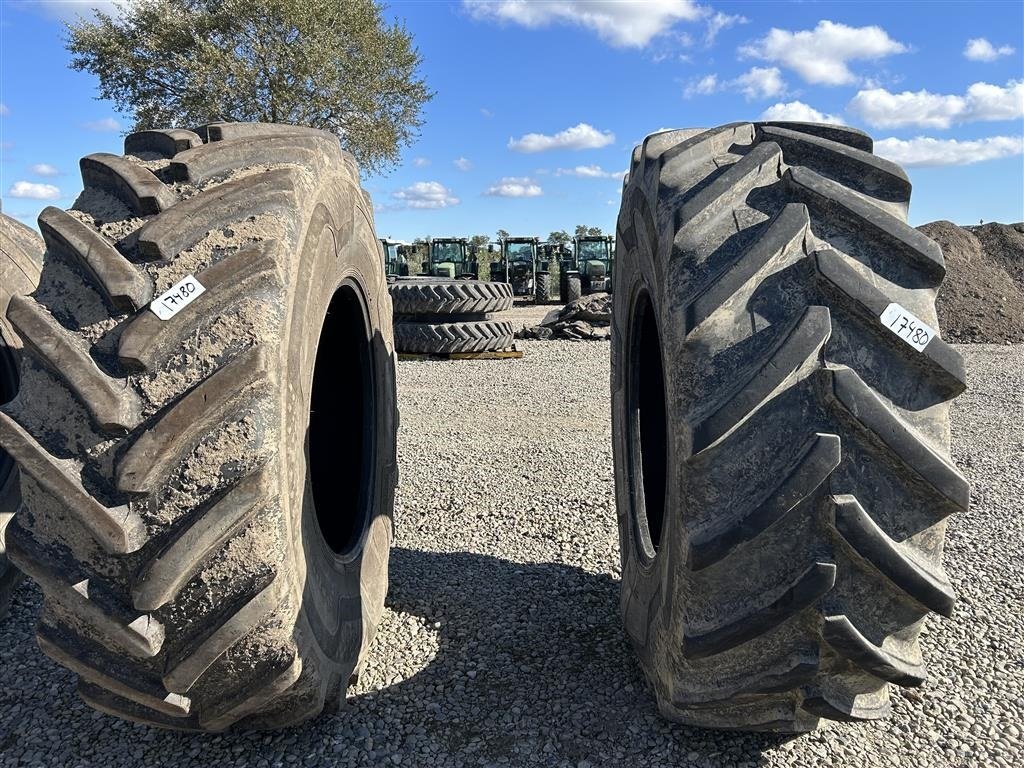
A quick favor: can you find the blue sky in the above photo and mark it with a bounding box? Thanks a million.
[1,0,1022,242]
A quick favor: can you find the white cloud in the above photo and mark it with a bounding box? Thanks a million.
[481,107,493,118]
[32,1,124,21]
[874,135,1024,167]
[685,67,785,100]
[703,11,746,46]
[684,74,719,97]
[555,165,626,179]
[9,181,61,200]
[760,101,842,124]
[508,122,615,153]
[463,0,702,48]
[412,157,431,167]
[454,157,473,171]
[30,163,61,176]
[848,80,1024,129]
[734,67,786,100]
[83,117,121,132]
[391,181,460,209]
[740,20,907,86]
[0,103,8,117]
[964,38,1015,62]
[484,176,543,197]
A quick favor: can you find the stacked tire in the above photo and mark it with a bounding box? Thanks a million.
[613,122,967,732]
[0,213,43,619]
[390,278,515,354]
[0,122,398,731]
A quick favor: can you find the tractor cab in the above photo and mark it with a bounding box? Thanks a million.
[571,235,615,294]
[424,238,478,279]
[379,238,409,277]
[490,236,550,302]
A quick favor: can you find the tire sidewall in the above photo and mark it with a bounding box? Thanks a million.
[284,181,396,681]
[612,181,679,663]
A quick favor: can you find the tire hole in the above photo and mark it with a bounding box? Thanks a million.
[630,290,668,556]
[309,282,375,555]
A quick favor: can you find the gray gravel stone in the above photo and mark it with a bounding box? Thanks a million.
[0,305,1020,766]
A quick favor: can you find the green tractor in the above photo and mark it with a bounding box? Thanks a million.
[560,235,615,302]
[379,238,410,277]
[421,237,479,279]
[490,236,551,303]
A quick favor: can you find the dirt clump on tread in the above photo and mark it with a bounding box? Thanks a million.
[918,220,1024,344]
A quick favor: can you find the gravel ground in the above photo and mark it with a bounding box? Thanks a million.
[1,305,1021,767]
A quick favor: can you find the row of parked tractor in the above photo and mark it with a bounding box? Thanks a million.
[379,235,615,304]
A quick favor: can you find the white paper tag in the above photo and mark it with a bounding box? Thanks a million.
[150,275,206,320]
[879,302,936,351]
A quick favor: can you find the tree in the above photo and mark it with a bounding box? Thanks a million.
[469,234,490,248]
[548,230,570,245]
[575,224,603,237]
[66,0,432,174]
[496,228,510,241]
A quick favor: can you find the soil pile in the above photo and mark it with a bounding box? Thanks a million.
[917,221,1024,343]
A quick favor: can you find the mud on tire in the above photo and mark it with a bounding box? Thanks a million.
[1,123,398,731]
[0,214,44,619]
[613,122,968,732]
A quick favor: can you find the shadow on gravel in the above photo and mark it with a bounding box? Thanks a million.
[1,548,794,767]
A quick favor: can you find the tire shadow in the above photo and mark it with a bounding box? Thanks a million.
[0,547,793,766]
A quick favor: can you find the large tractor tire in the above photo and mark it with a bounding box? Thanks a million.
[1,123,397,731]
[535,272,552,304]
[613,122,968,732]
[0,214,44,618]
[394,319,514,354]
[389,277,513,315]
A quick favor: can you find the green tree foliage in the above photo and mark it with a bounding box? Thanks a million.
[66,0,431,174]
[574,224,603,237]
[548,230,570,244]
[496,228,510,241]
[469,234,490,248]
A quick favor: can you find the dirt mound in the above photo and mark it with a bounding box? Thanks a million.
[917,220,1024,344]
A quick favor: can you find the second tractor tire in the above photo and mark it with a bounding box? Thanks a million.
[613,122,967,732]
[0,213,44,619]
[1,122,397,731]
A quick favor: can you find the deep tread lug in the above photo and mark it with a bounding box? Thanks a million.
[0,412,145,553]
[821,614,926,686]
[124,129,203,158]
[116,345,271,494]
[830,494,955,617]
[7,295,143,432]
[80,153,176,215]
[136,168,298,261]
[118,246,280,371]
[38,206,153,312]
[785,166,945,283]
[132,468,270,611]
[684,562,836,659]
